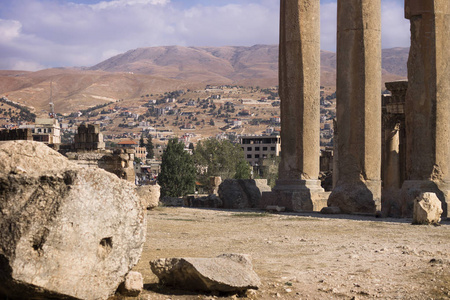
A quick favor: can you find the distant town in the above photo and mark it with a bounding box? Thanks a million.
[0,85,337,176]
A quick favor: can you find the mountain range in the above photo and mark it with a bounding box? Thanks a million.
[0,45,409,114]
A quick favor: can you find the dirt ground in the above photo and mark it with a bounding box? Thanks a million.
[131,207,450,300]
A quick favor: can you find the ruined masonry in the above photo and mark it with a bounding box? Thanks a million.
[401,0,450,218]
[261,0,329,212]
[265,0,449,218]
[328,0,382,214]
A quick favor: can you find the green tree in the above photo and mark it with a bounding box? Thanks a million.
[234,159,252,179]
[158,139,196,197]
[146,134,155,159]
[139,134,145,147]
[193,138,250,184]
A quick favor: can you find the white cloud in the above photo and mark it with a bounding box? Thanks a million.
[11,60,46,72]
[0,19,22,42]
[0,0,410,71]
[90,0,169,10]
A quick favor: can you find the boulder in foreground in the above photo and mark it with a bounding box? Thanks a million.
[150,253,261,293]
[0,141,146,300]
[413,192,443,225]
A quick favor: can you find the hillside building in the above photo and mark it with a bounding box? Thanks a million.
[240,134,281,167]
[19,118,61,144]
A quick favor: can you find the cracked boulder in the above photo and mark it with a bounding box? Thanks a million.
[150,253,261,293]
[0,141,146,300]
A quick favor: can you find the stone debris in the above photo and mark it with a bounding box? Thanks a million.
[218,179,271,209]
[412,192,443,225]
[136,184,161,209]
[150,253,261,293]
[117,271,144,297]
[160,196,185,207]
[187,194,222,208]
[0,141,146,300]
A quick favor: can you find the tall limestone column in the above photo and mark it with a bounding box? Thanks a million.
[262,0,326,212]
[327,0,382,214]
[401,0,450,218]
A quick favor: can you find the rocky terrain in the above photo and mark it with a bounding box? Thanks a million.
[132,207,450,300]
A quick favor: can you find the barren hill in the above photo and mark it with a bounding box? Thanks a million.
[0,45,409,114]
[90,45,408,88]
[0,69,195,115]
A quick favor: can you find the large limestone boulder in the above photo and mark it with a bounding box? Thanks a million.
[0,141,146,300]
[150,254,260,293]
[218,179,271,209]
[136,184,160,209]
[413,192,443,225]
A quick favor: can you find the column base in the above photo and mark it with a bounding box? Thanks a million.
[401,180,450,219]
[327,180,381,215]
[381,187,402,218]
[260,180,329,212]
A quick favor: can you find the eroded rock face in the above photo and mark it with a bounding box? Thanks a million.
[0,141,146,300]
[413,192,443,225]
[218,179,271,209]
[136,184,160,209]
[150,254,260,293]
[117,271,143,297]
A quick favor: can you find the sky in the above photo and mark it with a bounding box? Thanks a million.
[0,0,410,71]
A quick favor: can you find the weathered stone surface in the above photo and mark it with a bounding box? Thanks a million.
[117,271,143,297]
[262,180,328,212]
[136,184,160,209]
[218,179,270,209]
[329,0,382,214]
[328,181,379,214]
[187,194,222,208]
[402,0,450,219]
[275,0,325,206]
[413,193,443,225]
[209,176,222,195]
[160,196,185,207]
[278,0,320,181]
[150,254,261,293]
[0,141,146,300]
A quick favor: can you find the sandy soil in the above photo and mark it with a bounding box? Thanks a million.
[130,207,450,300]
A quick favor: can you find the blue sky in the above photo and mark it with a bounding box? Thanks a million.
[0,0,409,71]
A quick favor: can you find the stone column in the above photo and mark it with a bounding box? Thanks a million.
[402,0,450,218]
[327,0,382,214]
[261,0,326,212]
[384,124,401,190]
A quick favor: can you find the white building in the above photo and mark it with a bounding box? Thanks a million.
[20,118,61,144]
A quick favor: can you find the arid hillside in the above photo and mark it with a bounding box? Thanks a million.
[0,45,409,114]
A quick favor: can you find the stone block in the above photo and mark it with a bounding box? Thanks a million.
[413,192,443,224]
[0,141,146,300]
[150,254,260,293]
[136,184,160,209]
[117,271,143,297]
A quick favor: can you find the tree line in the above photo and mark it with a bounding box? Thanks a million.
[157,138,252,197]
